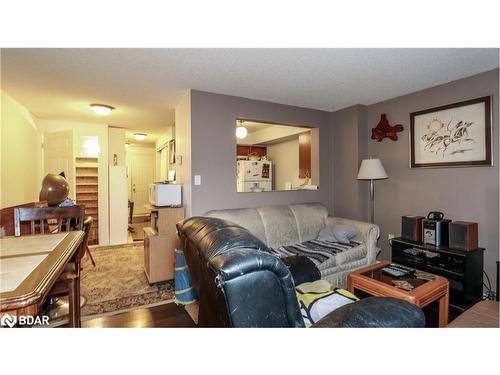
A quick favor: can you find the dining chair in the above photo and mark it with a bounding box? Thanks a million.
[13,205,84,236]
[13,205,86,327]
[47,216,93,327]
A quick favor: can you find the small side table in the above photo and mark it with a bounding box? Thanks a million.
[143,206,184,284]
[348,261,450,327]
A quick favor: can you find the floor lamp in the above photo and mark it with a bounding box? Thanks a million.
[357,159,388,223]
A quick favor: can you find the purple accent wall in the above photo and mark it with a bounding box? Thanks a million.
[334,69,499,281]
[189,90,333,216]
[332,104,369,221]
[187,69,498,283]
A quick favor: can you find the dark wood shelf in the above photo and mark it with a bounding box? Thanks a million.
[391,237,484,309]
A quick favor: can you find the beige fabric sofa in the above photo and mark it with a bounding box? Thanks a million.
[206,203,380,288]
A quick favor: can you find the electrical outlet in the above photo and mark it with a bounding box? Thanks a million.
[388,233,395,240]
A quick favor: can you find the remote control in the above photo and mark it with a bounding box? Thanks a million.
[382,267,406,278]
[390,263,415,273]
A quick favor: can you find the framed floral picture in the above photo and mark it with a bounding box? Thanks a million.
[410,96,492,168]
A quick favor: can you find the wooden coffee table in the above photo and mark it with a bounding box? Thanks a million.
[348,261,450,327]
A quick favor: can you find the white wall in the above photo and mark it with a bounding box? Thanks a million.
[37,119,110,245]
[0,91,43,208]
[310,128,320,186]
[174,92,192,216]
[108,128,128,244]
[108,166,128,244]
[108,127,126,167]
[267,137,300,190]
[155,127,173,181]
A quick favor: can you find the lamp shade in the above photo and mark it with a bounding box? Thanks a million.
[357,159,388,180]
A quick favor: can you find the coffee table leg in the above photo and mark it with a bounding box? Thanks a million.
[438,291,449,327]
[347,277,354,293]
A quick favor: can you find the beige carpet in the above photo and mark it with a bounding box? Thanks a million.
[80,242,175,316]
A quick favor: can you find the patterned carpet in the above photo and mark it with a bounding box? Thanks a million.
[80,243,175,316]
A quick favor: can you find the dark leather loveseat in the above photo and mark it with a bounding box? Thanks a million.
[177,216,424,328]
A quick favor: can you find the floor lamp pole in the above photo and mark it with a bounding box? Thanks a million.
[369,179,374,224]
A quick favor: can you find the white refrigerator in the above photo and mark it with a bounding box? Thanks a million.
[237,160,273,192]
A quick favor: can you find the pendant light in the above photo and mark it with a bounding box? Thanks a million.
[236,119,248,139]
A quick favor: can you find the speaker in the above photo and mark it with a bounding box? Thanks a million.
[449,221,478,251]
[401,215,424,242]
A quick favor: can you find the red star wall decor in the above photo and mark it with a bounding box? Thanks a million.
[371,114,403,142]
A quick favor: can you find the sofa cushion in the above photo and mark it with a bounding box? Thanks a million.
[256,205,300,248]
[205,208,267,244]
[289,203,329,243]
[206,203,329,248]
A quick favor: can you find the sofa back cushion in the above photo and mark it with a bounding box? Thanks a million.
[289,203,329,243]
[205,207,267,244]
[206,203,329,248]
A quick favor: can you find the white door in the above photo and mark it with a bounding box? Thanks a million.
[43,130,75,199]
[130,152,155,216]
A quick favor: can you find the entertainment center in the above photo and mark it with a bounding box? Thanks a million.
[391,237,484,310]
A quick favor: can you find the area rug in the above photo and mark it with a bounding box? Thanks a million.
[80,242,175,316]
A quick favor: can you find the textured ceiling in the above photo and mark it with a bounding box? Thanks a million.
[1,49,498,135]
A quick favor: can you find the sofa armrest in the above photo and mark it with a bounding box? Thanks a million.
[327,216,380,264]
[210,249,304,328]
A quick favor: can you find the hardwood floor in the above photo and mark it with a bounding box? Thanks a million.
[81,302,197,328]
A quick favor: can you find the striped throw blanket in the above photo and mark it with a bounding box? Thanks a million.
[269,239,362,266]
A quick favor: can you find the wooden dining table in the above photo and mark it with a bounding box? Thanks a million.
[0,231,84,322]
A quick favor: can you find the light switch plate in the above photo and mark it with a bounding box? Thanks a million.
[194,175,201,185]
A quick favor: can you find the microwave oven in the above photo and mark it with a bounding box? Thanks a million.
[149,183,182,207]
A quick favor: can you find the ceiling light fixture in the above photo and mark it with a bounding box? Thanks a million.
[236,119,248,139]
[89,103,114,116]
[134,133,147,141]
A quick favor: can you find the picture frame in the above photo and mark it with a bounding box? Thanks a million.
[410,96,492,168]
[169,139,176,164]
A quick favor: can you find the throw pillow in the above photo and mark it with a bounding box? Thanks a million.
[296,280,359,327]
[317,225,337,242]
[331,224,359,244]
